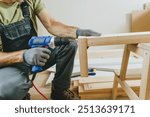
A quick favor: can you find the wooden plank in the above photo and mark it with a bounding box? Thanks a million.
[73,80,79,87]
[79,85,139,100]
[83,80,140,91]
[114,68,141,80]
[79,85,112,93]
[120,45,130,80]
[112,75,119,100]
[140,51,150,99]
[116,78,139,100]
[79,91,139,100]
[84,82,113,91]
[79,85,139,94]
[131,10,150,32]
[128,44,144,57]
[78,38,88,77]
[78,32,150,47]
[79,76,114,84]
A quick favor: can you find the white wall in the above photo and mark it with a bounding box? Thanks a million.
[39,0,150,35]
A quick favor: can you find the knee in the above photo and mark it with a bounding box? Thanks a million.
[69,40,78,52]
[0,84,19,99]
[0,82,31,100]
[0,67,32,100]
[0,75,32,100]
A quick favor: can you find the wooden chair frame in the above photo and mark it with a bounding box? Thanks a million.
[78,31,150,100]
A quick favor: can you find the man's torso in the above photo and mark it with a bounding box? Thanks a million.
[0,0,45,51]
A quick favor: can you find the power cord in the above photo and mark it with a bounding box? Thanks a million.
[31,73,48,100]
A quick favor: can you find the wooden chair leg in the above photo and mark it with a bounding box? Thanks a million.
[140,51,150,99]
[112,75,119,100]
[78,38,88,77]
[120,45,130,80]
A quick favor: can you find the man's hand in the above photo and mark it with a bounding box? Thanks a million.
[23,48,51,66]
[76,28,101,37]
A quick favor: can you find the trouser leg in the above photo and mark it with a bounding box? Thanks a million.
[53,40,77,91]
[43,40,77,91]
[0,40,77,100]
[0,65,32,100]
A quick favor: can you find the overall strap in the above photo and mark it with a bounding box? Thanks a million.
[20,0,30,18]
[0,24,3,36]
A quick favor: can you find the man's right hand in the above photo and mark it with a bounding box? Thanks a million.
[23,48,51,66]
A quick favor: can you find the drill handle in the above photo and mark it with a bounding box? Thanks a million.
[32,65,43,73]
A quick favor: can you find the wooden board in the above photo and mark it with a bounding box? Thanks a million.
[83,80,140,91]
[131,10,150,32]
[78,31,150,47]
[79,85,139,100]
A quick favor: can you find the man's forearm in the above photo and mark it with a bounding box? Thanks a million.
[47,21,77,39]
[0,50,24,67]
[37,9,77,39]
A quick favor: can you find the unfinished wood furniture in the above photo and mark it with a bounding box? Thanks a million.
[112,44,150,100]
[78,31,150,100]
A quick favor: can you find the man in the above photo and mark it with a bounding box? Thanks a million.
[0,0,100,100]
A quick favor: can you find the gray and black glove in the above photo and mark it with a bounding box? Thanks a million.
[23,48,51,66]
[76,28,101,37]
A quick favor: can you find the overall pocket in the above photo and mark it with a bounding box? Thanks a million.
[3,18,31,40]
[1,18,34,52]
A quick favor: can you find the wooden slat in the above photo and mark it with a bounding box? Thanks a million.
[79,85,139,93]
[78,32,150,47]
[83,80,140,91]
[128,44,144,57]
[112,75,119,100]
[140,51,150,99]
[114,68,141,80]
[77,68,141,87]
[116,78,139,100]
[120,45,130,80]
[73,80,79,87]
[83,82,113,91]
[78,38,88,77]
[79,76,114,84]
[79,85,139,100]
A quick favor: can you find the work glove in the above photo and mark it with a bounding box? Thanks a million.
[23,48,51,66]
[76,28,101,37]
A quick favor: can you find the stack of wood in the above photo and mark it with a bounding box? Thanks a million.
[71,69,141,100]
[71,49,142,100]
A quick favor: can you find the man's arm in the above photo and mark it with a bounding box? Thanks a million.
[0,47,51,67]
[37,9,77,39]
[0,51,24,67]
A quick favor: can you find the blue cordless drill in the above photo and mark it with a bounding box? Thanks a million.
[28,36,52,73]
[28,36,70,81]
